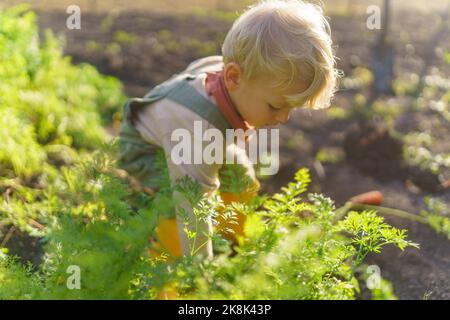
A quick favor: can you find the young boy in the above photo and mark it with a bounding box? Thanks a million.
[118,0,338,259]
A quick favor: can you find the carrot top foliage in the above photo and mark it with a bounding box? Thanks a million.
[0,147,418,299]
[0,5,126,178]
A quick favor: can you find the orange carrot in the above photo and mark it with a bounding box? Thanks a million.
[349,191,384,206]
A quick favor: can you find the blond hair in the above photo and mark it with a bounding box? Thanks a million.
[222,0,340,109]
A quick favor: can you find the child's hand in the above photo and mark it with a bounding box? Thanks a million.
[217,179,260,245]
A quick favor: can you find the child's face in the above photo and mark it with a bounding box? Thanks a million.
[224,62,308,128]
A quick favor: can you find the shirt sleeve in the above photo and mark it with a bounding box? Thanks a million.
[218,140,260,195]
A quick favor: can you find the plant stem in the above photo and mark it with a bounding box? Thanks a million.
[334,202,428,224]
[192,240,209,257]
[333,201,354,223]
[351,204,428,224]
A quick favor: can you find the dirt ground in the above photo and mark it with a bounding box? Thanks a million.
[6,5,450,299]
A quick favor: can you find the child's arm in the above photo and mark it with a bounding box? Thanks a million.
[161,131,222,259]
[216,144,260,244]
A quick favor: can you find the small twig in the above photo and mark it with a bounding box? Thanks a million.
[1,226,16,247]
[5,186,27,204]
[107,168,156,196]
[5,187,11,203]
[28,218,45,230]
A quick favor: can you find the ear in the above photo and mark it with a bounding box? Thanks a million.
[223,62,242,91]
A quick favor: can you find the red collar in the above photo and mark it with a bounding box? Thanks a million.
[205,70,254,133]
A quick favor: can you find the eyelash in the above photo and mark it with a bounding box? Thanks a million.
[268,104,279,111]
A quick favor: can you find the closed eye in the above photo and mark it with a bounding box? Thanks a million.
[268,104,280,111]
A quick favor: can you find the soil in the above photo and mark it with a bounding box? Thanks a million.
[3,7,450,299]
[0,225,44,269]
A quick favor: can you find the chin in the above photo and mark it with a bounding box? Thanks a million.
[246,121,259,128]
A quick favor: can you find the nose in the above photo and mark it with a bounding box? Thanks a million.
[276,109,291,125]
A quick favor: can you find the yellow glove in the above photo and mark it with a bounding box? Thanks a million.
[217,176,260,245]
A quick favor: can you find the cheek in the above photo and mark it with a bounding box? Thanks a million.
[253,105,273,125]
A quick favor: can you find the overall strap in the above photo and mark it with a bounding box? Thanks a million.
[124,73,231,137]
[165,78,231,135]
